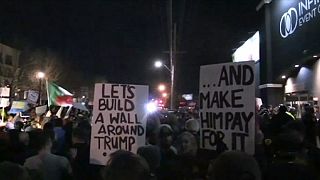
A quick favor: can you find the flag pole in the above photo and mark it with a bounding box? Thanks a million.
[46,79,51,107]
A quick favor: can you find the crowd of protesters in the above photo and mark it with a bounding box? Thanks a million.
[0,103,319,180]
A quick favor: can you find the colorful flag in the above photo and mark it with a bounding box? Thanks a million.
[47,81,73,107]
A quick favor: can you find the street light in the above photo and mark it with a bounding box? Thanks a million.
[154,60,174,109]
[154,61,162,68]
[37,72,45,79]
[154,60,172,73]
[36,71,45,105]
[162,92,168,98]
[158,84,166,92]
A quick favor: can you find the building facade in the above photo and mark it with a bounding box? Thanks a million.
[259,0,320,116]
[233,0,320,117]
[0,43,20,86]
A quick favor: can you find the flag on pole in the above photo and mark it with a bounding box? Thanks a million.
[47,82,73,107]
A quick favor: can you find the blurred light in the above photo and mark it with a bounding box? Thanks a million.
[82,96,86,99]
[154,61,163,68]
[162,93,168,98]
[182,94,193,101]
[281,75,286,79]
[81,102,86,105]
[145,102,157,113]
[313,97,318,101]
[36,71,45,79]
[158,84,166,92]
[313,55,318,58]
[294,64,300,68]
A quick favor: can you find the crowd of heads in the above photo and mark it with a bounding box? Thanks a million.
[0,103,319,180]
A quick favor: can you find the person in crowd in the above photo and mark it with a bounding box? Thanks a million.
[207,151,261,180]
[157,124,179,180]
[52,118,66,155]
[259,105,272,137]
[29,108,41,129]
[137,145,161,179]
[103,150,150,180]
[267,105,274,116]
[265,123,319,180]
[15,120,24,132]
[146,113,161,145]
[5,114,16,130]
[178,131,198,157]
[0,131,10,162]
[159,124,177,154]
[0,161,30,180]
[7,129,29,163]
[301,105,317,146]
[11,132,34,165]
[177,131,210,180]
[269,105,294,138]
[76,118,91,137]
[63,116,74,149]
[24,131,72,180]
[71,127,102,180]
[185,118,200,135]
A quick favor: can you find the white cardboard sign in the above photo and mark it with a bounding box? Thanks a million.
[90,83,148,165]
[199,61,255,154]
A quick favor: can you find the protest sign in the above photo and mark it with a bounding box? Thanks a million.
[8,101,29,114]
[0,98,9,107]
[27,90,39,105]
[199,61,255,154]
[36,105,47,115]
[90,83,148,165]
[0,87,10,97]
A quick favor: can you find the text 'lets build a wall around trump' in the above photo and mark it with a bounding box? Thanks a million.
[90,83,148,165]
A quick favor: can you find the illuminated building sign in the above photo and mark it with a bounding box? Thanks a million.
[268,0,320,81]
[232,31,260,62]
[279,0,320,38]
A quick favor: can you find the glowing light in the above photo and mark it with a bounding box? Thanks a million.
[294,64,300,68]
[154,61,163,68]
[313,55,318,58]
[158,84,166,92]
[36,72,45,79]
[162,93,168,98]
[281,75,286,79]
[145,102,157,113]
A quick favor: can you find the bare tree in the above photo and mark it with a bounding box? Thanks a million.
[17,48,65,91]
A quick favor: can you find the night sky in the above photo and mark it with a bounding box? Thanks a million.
[0,0,260,95]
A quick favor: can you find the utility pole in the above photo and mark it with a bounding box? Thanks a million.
[167,0,186,110]
[169,0,174,110]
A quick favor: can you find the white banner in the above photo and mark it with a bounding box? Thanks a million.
[199,61,255,154]
[0,98,9,107]
[0,87,10,97]
[90,83,148,165]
